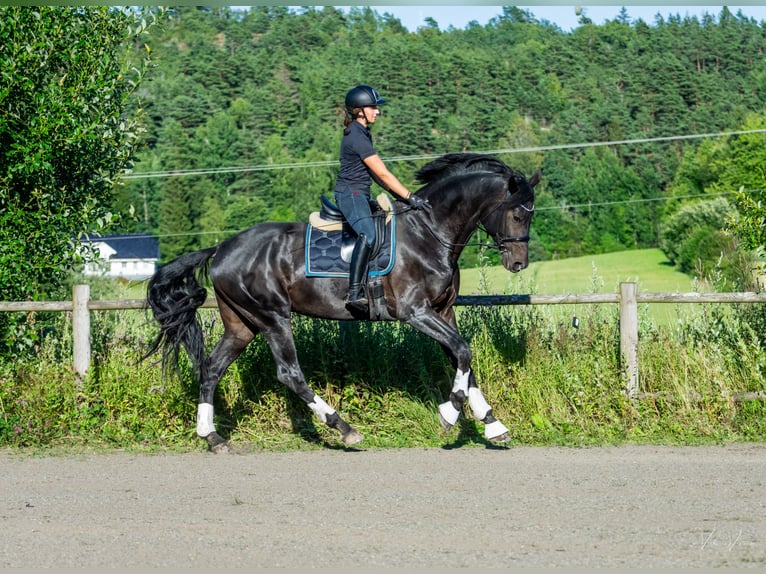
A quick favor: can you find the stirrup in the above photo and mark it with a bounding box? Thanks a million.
[345,288,368,312]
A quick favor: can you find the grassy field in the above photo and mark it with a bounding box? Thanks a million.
[459,248,699,295]
[459,248,704,326]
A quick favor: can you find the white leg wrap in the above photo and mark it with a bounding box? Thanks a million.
[196,403,216,437]
[484,420,509,440]
[308,396,335,424]
[451,368,470,395]
[438,401,461,426]
[468,387,492,421]
[438,369,471,427]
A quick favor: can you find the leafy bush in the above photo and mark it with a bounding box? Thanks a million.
[661,198,736,266]
[0,6,160,356]
[676,226,736,276]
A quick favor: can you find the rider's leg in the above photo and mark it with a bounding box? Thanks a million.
[335,188,376,312]
[345,234,371,311]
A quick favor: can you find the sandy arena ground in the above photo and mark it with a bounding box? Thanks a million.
[2,444,765,567]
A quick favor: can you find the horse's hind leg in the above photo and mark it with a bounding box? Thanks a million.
[262,315,363,445]
[197,305,255,453]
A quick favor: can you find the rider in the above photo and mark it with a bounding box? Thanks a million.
[334,84,430,312]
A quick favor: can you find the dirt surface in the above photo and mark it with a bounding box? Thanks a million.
[2,444,765,567]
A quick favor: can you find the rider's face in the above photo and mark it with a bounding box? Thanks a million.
[362,105,380,123]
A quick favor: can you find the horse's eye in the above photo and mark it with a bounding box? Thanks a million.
[513,215,522,223]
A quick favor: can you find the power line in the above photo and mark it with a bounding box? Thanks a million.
[123,190,753,240]
[535,191,743,212]
[121,128,766,180]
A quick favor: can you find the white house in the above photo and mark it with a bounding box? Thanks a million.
[80,233,160,280]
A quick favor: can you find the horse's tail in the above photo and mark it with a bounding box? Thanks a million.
[143,247,217,381]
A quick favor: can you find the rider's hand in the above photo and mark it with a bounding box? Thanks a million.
[404,194,431,211]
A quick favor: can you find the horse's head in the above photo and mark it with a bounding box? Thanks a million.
[482,169,541,273]
[414,153,541,272]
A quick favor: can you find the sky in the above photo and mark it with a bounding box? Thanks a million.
[358,5,766,32]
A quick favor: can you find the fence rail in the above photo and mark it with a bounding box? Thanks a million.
[2,284,765,397]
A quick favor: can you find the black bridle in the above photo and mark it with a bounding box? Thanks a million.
[494,202,534,249]
[415,193,534,253]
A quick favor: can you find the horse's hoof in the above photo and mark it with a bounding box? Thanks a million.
[205,432,231,454]
[342,428,364,445]
[210,441,231,454]
[438,412,454,432]
[488,432,512,443]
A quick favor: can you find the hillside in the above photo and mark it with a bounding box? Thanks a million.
[114,6,766,265]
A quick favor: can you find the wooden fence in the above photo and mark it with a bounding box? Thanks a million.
[1,283,765,398]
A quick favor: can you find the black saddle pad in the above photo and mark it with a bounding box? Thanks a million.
[305,215,396,278]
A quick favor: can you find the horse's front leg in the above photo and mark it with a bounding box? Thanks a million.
[414,308,511,443]
[437,366,510,443]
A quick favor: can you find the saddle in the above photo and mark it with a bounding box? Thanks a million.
[306,193,396,320]
[308,193,393,262]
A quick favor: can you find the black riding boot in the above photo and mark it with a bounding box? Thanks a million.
[345,234,371,312]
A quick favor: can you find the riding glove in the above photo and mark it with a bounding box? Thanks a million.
[404,194,431,210]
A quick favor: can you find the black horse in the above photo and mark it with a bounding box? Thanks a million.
[144,153,541,452]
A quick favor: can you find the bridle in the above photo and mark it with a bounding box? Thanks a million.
[414,178,535,253]
[489,173,535,250]
[494,202,534,250]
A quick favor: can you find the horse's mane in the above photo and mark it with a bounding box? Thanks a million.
[414,153,513,185]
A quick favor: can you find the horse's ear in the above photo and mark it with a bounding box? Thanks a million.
[529,168,542,188]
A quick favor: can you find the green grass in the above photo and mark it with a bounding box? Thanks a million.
[3,294,763,453]
[460,248,699,295]
[459,248,706,326]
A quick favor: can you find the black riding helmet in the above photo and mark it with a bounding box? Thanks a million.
[344,85,387,110]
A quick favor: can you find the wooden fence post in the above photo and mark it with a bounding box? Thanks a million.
[72,284,90,377]
[620,282,639,398]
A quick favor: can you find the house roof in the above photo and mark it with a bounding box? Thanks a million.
[81,233,160,260]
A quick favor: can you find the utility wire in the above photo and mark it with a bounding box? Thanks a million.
[121,128,766,180]
[108,190,748,240]
[117,128,764,240]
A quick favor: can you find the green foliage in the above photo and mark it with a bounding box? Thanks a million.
[108,7,766,268]
[1,272,764,451]
[676,227,737,279]
[711,113,766,253]
[729,185,766,253]
[0,6,162,353]
[661,198,736,266]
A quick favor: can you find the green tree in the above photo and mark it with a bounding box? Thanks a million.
[102,5,766,270]
[0,6,161,352]
[729,187,766,253]
[198,194,227,247]
[158,176,195,261]
[661,197,737,266]
[713,114,766,253]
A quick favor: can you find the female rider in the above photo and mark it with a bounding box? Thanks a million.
[334,84,430,312]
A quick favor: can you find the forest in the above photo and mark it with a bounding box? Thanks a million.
[112,6,766,273]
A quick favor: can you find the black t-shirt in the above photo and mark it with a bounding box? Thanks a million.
[335,121,376,194]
